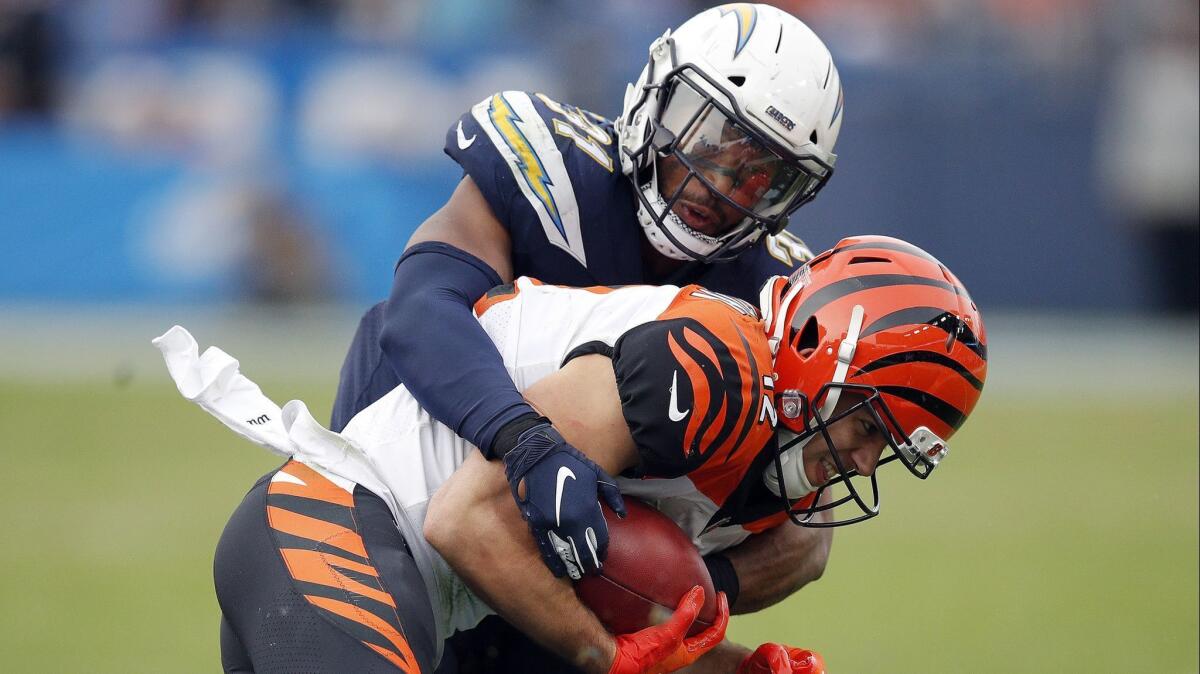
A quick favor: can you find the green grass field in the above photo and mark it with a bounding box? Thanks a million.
[2,376,1196,673]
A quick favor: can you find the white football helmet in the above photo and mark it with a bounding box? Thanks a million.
[616,4,844,262]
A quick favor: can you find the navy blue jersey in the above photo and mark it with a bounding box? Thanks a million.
[447,90,813,295]
[331,91,815,431]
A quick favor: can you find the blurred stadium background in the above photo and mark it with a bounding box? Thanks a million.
[1,0,1196,672]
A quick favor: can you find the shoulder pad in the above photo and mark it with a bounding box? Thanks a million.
[448,91,622,267]
[613,287,775,482]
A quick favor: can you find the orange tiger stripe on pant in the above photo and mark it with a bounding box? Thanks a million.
[265,460,422,673]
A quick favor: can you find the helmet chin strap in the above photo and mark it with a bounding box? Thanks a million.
[763,304,866,499]
[763,430,818,497]
[818,303,865,420]
[760,274,806,356]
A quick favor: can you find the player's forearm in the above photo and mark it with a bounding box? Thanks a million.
[446,517,616,674]
[723,524,832,614]
[425,452,616,674]
[380,242,532,453]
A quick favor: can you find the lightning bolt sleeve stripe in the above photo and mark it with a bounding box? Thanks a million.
[471,91,587,265]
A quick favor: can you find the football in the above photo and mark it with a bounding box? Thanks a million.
[575,498,717,636]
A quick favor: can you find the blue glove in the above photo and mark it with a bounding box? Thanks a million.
[502,420,627,579]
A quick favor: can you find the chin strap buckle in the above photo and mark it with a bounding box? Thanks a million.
[779,389,804,420]
[896,426,948,477]
[649,31,675,64]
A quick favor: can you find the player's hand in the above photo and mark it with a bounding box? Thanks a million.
[608,587,729,674]
[503,420,626,579]
[737,643,827,674]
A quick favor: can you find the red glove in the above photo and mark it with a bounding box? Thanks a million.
[608,586,730,674]
[737,643,827,674]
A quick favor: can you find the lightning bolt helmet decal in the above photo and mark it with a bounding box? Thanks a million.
[717,4,758,58]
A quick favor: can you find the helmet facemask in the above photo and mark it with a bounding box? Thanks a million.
[769,382,950,528]
[625,64,834,262]
[759,234,986,528]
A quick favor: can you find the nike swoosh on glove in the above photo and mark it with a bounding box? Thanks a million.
[737,643,827,674]
[503,421,626,579]
[609,587,730,674]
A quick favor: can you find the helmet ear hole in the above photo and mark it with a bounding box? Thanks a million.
[792,315,820,355]
[728,75,746,87]
[809,130,818,144]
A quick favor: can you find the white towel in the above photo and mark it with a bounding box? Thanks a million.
[152,325,294,457]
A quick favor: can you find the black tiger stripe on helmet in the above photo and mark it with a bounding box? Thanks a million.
[762,234,988,527]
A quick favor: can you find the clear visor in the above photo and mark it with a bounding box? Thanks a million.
[657,81,827,230]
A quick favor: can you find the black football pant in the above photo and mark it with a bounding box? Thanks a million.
[215,460,437,673]
[435,615,580,674]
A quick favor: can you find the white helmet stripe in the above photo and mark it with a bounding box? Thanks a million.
[819,304,865,419]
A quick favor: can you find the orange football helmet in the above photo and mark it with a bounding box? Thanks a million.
[758,235,988,526]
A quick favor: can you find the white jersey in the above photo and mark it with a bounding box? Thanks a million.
[156,277,786,654]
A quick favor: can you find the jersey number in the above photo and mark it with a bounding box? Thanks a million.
[536,94,614,173]
[766,231,813,266]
